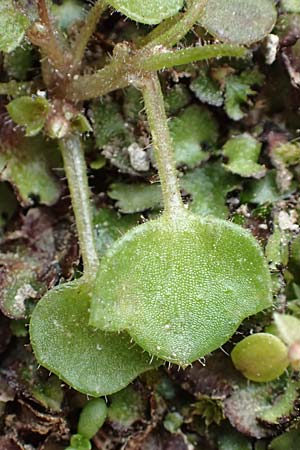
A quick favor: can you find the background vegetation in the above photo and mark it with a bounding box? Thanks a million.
[1,0,300,449]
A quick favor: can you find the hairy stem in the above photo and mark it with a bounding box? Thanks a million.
[66,58,130,100]
[0,81,36,96]
[142,73,184,218]
[145,0,207,48]
[66,43,246,101]
[59,135,99,280]
[28,0,71,76]
[72,0,107,71]
[141,44,248,71]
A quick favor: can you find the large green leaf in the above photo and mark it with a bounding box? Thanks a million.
[200,0,277,45]
[90,211,272,366]
[108,0,184,25]
[30,280,160,397]
[0,1,30,53]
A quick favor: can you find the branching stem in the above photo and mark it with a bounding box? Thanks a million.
[141,44,248,71]
[142,73,184,218]
[66,43,247,101]
[59,135,99,281]
[72,0,108,71]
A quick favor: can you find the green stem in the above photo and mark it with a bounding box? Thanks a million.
[72,0,107,71]
[59,135,99,280]
[27,0,71,77]
[66,58,129,101]
[141,44,248,71]
[142,73,184,218]
[136,13,182,48]
[66,43,247,101]
[145,0,207,48]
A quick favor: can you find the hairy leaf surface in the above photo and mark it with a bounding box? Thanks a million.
[30,280,160,397]
[90,213,272,365]
[108,0,184,24]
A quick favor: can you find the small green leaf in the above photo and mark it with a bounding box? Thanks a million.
[0,1,30,53]
[108,182,162,213]
[163,412,183,433]
[4,43,35,81]
[266,227,289,269]
[223,134,266,178]
[181,163,238,218]
[7,96,50,137]
[78,398,107,439]
[108,0,184,25]
[32,375,64,412]
[258,380,300,425]
[272,141,300,166]
[90,155,106,170]
[231,333,289,382]
[92,99,125,149]
[273,313,300,346]
[190,70,224,107]
[70,434,91,450]
[90,212,272,365]
[94,208,138,257]
[30,280,160,397]
[164,85,192,115]
[224,70,264,120]
[201,0,277,45]
[71,114,93,134]
[108,385,146,428]
[241,170,285,204]
[169,105,218,168]
[0,136,61,206]
[193,396,224,426]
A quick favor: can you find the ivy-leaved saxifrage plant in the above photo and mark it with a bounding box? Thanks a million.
[1,0,277,396]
